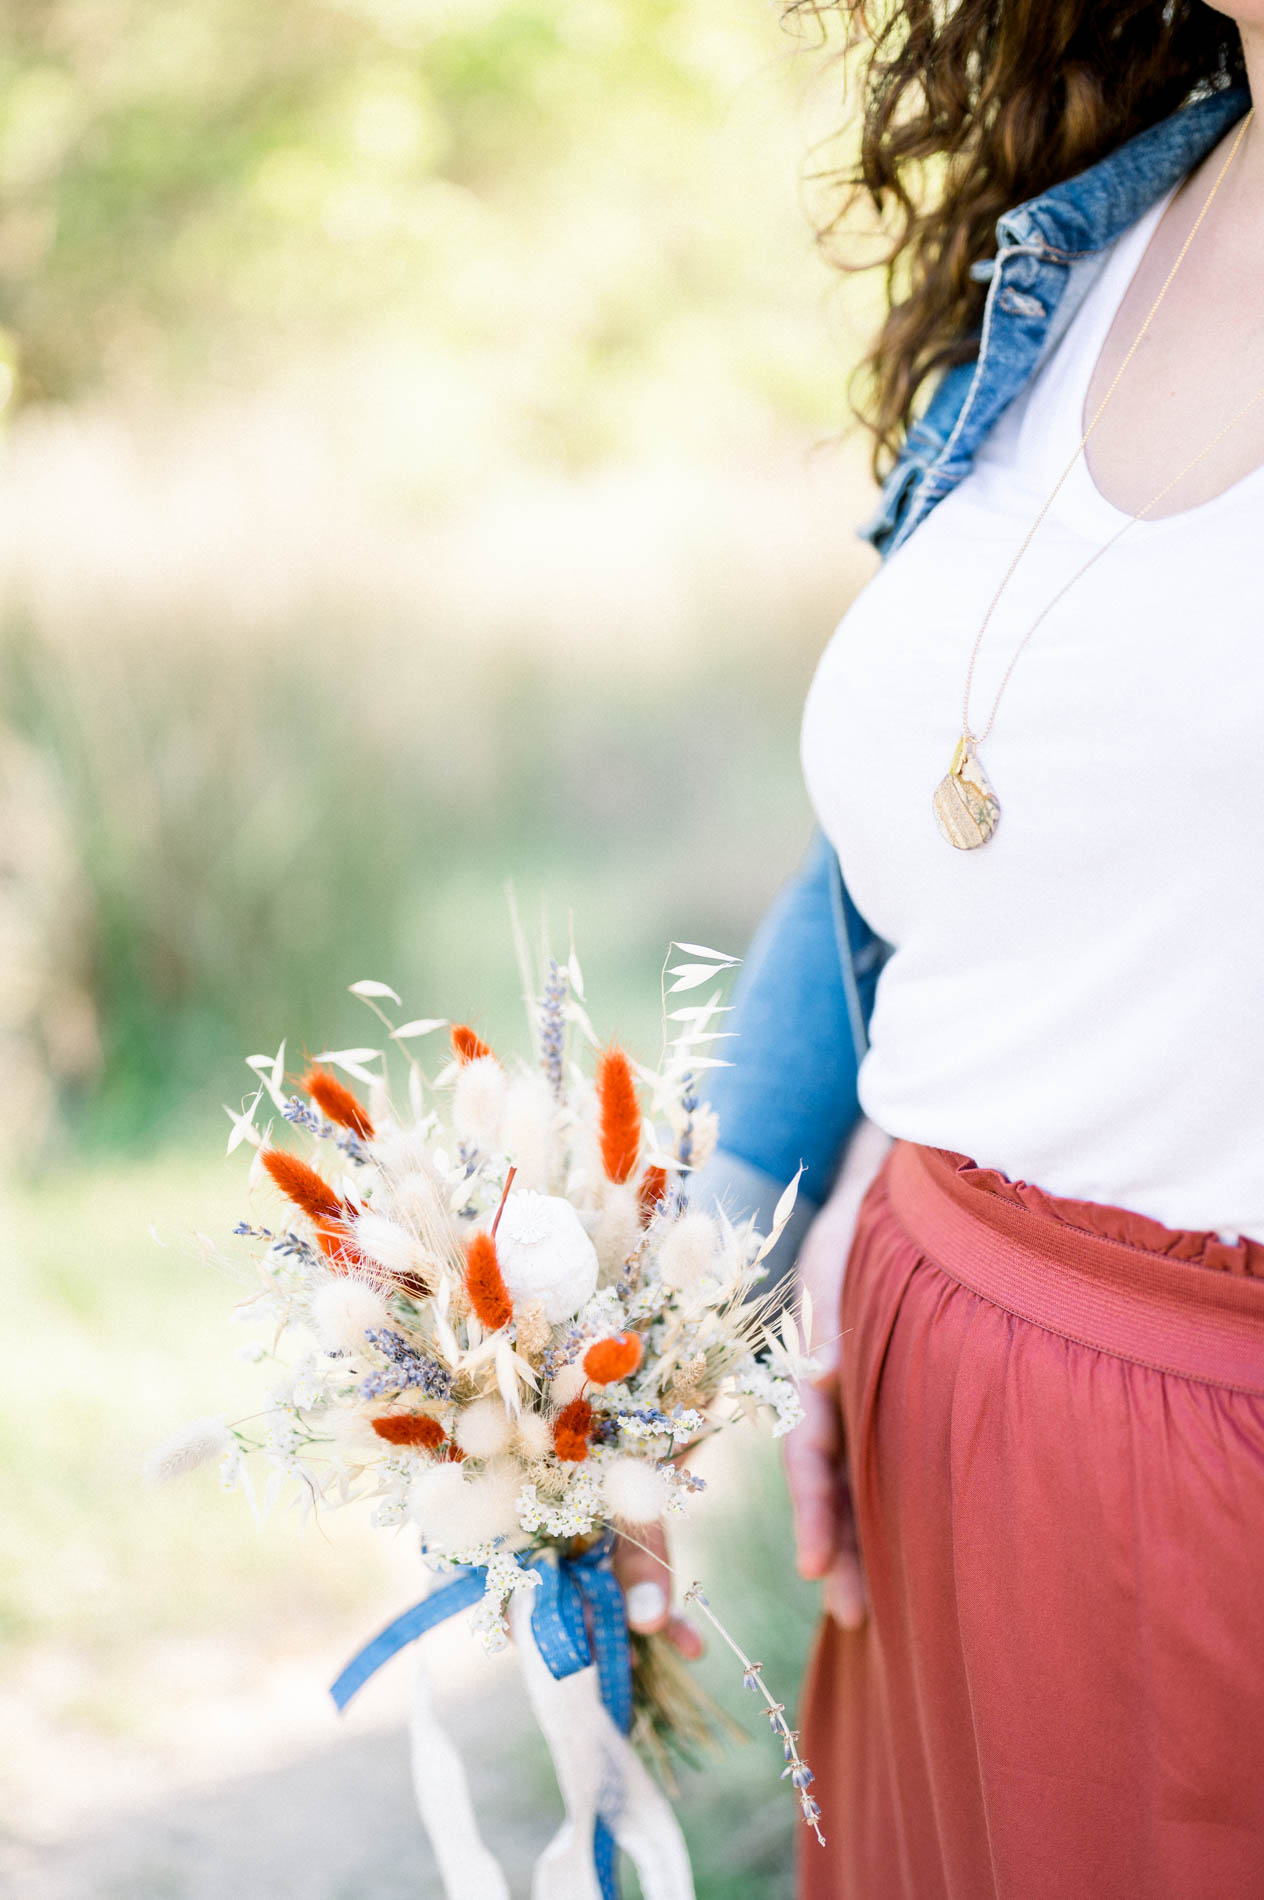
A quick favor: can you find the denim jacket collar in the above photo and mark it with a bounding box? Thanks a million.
[865,84,1251,559]
[997,84,1249,258]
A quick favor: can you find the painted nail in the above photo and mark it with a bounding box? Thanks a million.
[624,1582,668,1629]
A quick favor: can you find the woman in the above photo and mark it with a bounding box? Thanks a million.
[621,3,1264,1894]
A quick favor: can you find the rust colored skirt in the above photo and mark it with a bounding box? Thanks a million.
[798,1139,1264,1900]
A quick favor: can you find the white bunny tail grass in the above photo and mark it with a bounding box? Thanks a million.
[310,1277,391,1355]
[145,1417,230,1483]
[601,1454,672,1527]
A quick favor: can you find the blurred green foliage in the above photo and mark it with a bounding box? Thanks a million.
[0,0,871,1158]
[1,0,840,414]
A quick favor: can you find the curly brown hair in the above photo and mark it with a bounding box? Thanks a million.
[789,2,1245,474]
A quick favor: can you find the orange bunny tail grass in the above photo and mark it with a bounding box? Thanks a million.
[637,1165,669,1224]
[370,1414,448,1451]
[261,1149,344,1225]
[553,1397,595,1463]
[302,1066,374,1140]
[466,1231,514,1331]
[597,1045,641,1184]
[451,1024,494,1065]
[583,1331,644,1387]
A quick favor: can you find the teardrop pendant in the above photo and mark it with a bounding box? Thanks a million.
[933,735,1000,850]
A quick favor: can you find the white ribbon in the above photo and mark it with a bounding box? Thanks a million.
[406,1598,695,1900]
[408,1647,510,1899]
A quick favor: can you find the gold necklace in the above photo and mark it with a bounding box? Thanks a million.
[933,107,1259,851]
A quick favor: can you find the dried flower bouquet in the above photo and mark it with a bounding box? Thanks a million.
[157,934,825,1895]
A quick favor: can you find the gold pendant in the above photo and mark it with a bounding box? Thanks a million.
[933,736,1000,850]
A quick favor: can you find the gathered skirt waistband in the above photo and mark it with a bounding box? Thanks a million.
[888,1139,1264,1393]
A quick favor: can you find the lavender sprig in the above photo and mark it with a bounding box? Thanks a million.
[282,1096,368,1165]
[360,1329,454,1402]
[683,1582,826,1846]
[540,958,568,1098]
[677,1071,698,1170]
[232,1221,319,1264]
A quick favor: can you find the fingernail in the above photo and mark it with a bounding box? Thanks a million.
[625,1582,667,1629]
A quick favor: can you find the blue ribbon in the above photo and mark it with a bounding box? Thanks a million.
[331,1536,632,1899]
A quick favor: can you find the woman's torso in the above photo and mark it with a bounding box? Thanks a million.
[800,187,1264,1243]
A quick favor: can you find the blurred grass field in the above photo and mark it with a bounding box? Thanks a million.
[1,0,876,1890]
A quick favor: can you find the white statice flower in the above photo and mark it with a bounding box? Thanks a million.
[264,1416,305,1471]
[366,1450,414,1526]
[624,1277,669,1325]
[470,1600,511,1654]
[494,1191,599,1323]
[613,1407,705,1460]
[292,1351,331,1411]
[219,1445,244,1492]
[658,1461,693,1518]
[517,1468,604,1540]
[483,1548,539,1604]
[452,1055,508,1151]
[734,1356,804,1437]
[236,1340,269,1364]
[145,1417,230,1484]
[469,1548,544,1653]
[470,1546,540,1652]
[576,1285,629,1332]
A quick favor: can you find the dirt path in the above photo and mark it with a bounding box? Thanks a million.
[0,1627,558,1900]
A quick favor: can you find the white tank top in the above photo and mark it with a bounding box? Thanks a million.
[800,191,1264,1243]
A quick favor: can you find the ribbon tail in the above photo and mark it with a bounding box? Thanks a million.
[511,1588,609,1900]
[511,1589,696,1900]
[330,1567,485,1710]
[409,1646,511,1900]
[598,1735,696,1900]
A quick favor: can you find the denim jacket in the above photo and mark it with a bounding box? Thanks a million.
[692,82,1250,1258]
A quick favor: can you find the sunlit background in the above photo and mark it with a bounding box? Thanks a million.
[1,2,878,1893]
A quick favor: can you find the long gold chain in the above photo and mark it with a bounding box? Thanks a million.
[960,107,1256,748]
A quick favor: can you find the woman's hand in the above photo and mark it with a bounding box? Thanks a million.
[784,1370,866,1629]
[612,1522,704,1657]
[783,1118,891,1630]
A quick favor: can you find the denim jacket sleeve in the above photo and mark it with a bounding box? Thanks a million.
[686,825,879,1270]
